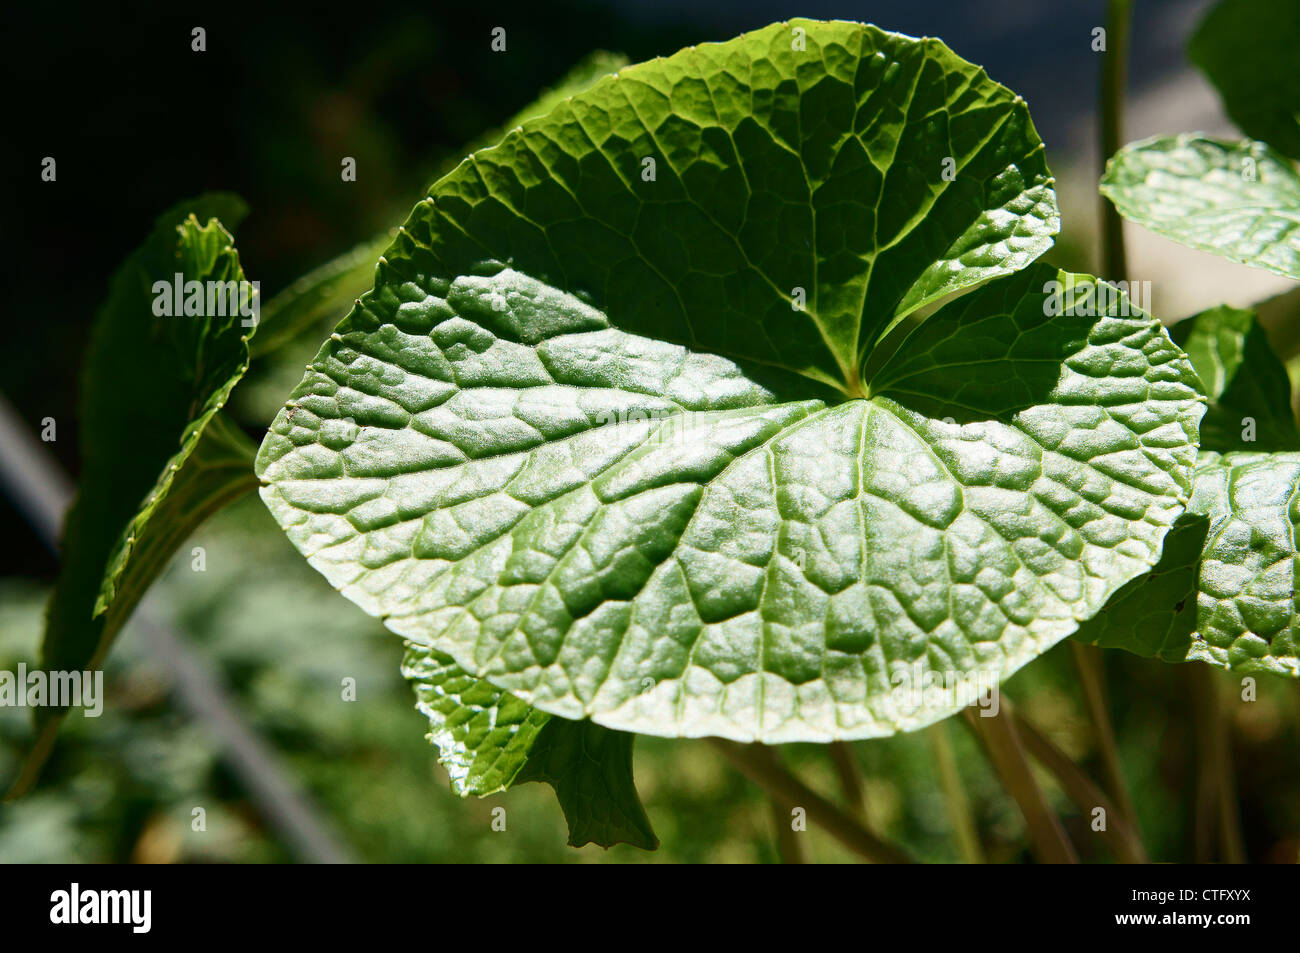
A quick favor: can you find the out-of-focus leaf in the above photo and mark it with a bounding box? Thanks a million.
[1189,0,1300,161]
[251,51,630,360]
[250,232,394,358]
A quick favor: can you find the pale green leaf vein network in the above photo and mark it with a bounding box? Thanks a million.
[256,22,1194,742]
[1100,134,1300,281]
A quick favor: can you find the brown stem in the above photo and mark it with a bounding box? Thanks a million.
[963,709,1079,863]
[1012,705,1148,863]
[828,740,867,819]
[928,720,984,863]
[710,739,913,864]
[1070,642,1142,840]
[1099,0,1133,282]
[1191,666,1247,862]
[769,795,808,863]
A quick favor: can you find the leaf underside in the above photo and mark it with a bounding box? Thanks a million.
[1100,134,1300,282]
[403,641,656,849]
[258,20,1202,743]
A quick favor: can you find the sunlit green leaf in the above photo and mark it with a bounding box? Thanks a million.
[1076,452,1300,678]
[1100,134,1300,281]
[258,21,1201,742]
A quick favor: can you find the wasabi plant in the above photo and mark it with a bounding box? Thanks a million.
[15,12,1299,860]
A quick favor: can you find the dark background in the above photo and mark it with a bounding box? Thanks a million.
[0,0,1207,577]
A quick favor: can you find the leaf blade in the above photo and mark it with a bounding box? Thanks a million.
[257,23,1200,743]
[1076,452,1300,678]
[402,640,657,849]
[1100,134,1300,281]
[35,196,258,747]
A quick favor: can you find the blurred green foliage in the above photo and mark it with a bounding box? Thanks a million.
[4,487,1297,861]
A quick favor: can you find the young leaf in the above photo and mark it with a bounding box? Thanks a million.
[1189,0,1300,161]
[18,197,260,792]
[1100,134,1300,281]
[1170,305,1300,451]
[258,21,1200,743]
[403,641,657,849]
[1076,452,1300,678]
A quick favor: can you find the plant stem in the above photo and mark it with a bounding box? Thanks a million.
[710,739,913,863]
[769,796,808,863]
[963,709,1079,863]
[1070,642,1141,839]
[1099,0,1134,282]
[1011,704,1148,863]
[828,740,867,819]
[928,720,984,863]
[1191,665,1247,862]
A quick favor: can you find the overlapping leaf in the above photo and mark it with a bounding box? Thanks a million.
[1100,135,1300,281]
[1075,308,1300,677]
[1076,453,1300,678]
[258,21,1202,743]
[1170,305,1300,452]
[403,641,656,848]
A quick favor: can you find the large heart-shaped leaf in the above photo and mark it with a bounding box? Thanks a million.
[1100,135,1300,282]
[258,21,1202,742]
[1189,0,1300,161]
